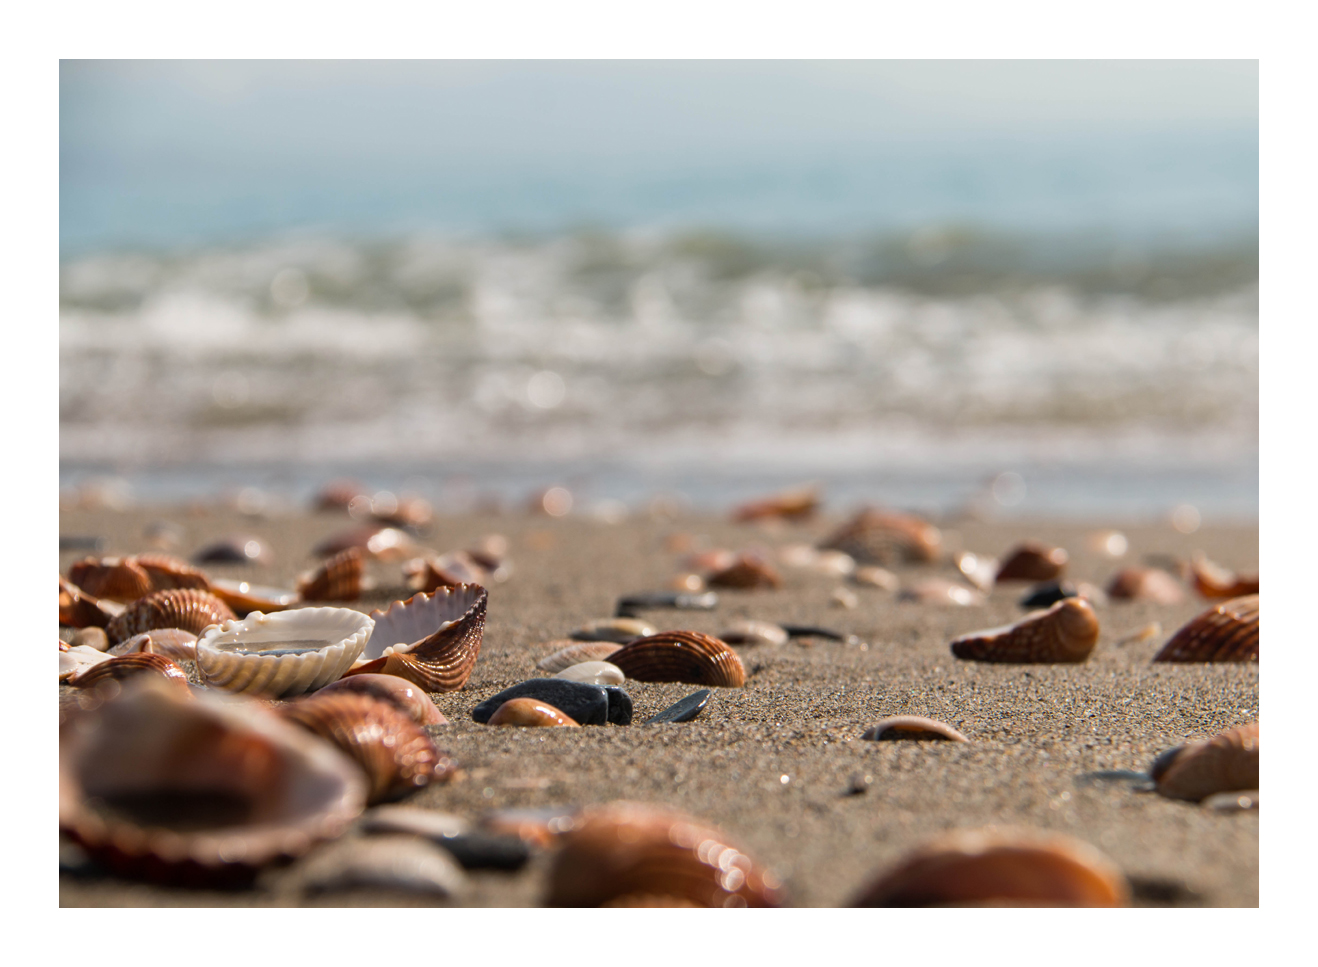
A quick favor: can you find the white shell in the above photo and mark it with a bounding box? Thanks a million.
[59,645,112,681]
[195,607,374,697]
[295,834,467,897]
[552,661,626,685]
[359,805,471,840]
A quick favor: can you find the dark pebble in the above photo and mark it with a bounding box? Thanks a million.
[615,590,719,617]
[472,680,633,725]
[1019,580,1077,609]
[779,624,847,641]
[644,689,711,724]
[434,833,530,871]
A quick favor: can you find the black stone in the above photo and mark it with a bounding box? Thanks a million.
[779,624,847,641]
[434,833,530,871]
[644,689,711,724]
[1019,580,1077,609]
[603,686,633,724]
[615,590,719,617]
[472,680,633,725]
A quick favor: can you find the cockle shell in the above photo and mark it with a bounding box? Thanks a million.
[536,641,623,673]
[344,585,487,693]
[608,631,746,687]
[59,575,124,629]
[67,556,154,602]
[296,547,365,602]
[68,653,191,692]
[315,673,448,725]
[59,677,367,887]
[862,716,969,742]
[1152,594,1258,663]
[104,588,237,644]
[731,485,821,522]
[950,597,1100,663]
[994,542,1069,583]
[850,827,1129,907]
[59,644,113,681]
[545,801,786,908]
[1105,567,1185,605]
[1150,722,1259,802]
[108,628,199,662]
[486,697,580,727]
[705,554,783,589]
[195,607,374,697]
[313,525,417,561]
[819,508,942,565]
[720,619,789,647]
[1189,553,1259,599]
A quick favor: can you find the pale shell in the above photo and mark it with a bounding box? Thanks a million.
[1150,721,1259,802]
[108,629,199,662]
[536,640,623,673]
[950,597,1099,663]
[899,579,985,607]
[295,833,466,898]
[719,619,789,647]
[345,585,487,692]
[551,661,625,685]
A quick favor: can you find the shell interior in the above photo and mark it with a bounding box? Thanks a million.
[196,608,374,697]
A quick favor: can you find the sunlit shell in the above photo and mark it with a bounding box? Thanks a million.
[706,554,783,589]
[1189,553,1260,599]
[60,644,113,681]
[403,551,487,593]
[59,575,124,629]
[71,627,110,652]
[852,565,900,591]
[552,661,626,685]
[545,801,785,907]
[133,553,213,591]
[105,588,237,645]
[899,579,986,607]
[950,597,1100,663]
[59,677,367,887]
[208,577,299,616]
[819,508,942,565]
[994,542,1069,583]
[108,628,199,662]
[731,485,821,523]
[862,716,969,742]
[609,631,746,687]
[1152,594,1258,663]
[486,697,580,727]
[313,525,417,561]
[193,536,273,566]
[1105,567,1185,605]
[956,552,999,591]
[315,673,448,726]
[294,833,466,898]
[281,692,453,804]
[69,653,191,692]
[67,556,153,602]
[720,619,789,647]
[297,547,364,602]
[570,617,657,643]
[344,585,487,692]
[195,607,374,697]
[851,827,1129,906]
[359,804,470,839]
[536,640,624,673]
[1150,721,1259,802]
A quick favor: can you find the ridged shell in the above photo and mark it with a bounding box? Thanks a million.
[950,598,1099,663]
[59,575,125,629]
[731,485,820,522]
[720,619,789,646]
[67,556,154,602]
[609,631,746,687]
[1189,554,1259,599]
[281,692,452,804]
[315,673,448,726]
[59,677,367,887]
[133,553,213,591]
[819,508,942,565]
[536,640,623,673]
[296,547,364,602]
[1105,567,1185,604]
[1153,594,1258,662]
[545,801,785,907]
[108,628,199,662]
[994,542,1069,583]
[851,827,1129,907]
[862,716,969,742]
[486,697,580,727]
[59,645,113,681]
[1150,722,1259,802]
[706,554,783,589]
[345,585,487,692]
[105,588,237,644]
[69,653,191,692]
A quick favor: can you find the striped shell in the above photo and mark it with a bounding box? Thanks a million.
[536,640,623,673]
[344,585,487,692]
[315,673,448,726]
[281,692,453,804]
[951,597,1099,664]
[486,697,580,727]
[1150,721,1259,802]
[296,547,364,602]
[1153,594,1258,662]
[134,553,213,591]
[706,554,783,589]
[819,508,942,565]
[105,589,237,644]
[545,801,786,907]
[67,556,154,602]
[862,716,969,742]
[68,653,191,692]
[1105,567,1185,605]
[609,630,747,687]
[851,827,1129,907]
[994,542,1069,583]
[1189,553,1259,599]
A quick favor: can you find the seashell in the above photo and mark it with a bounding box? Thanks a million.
[1152,594,1258,663]
[1203,790,1258,812]
[344,585,487,692]
[994,542,1069,583]
[1114,621,1162,647]
[570,617,657,643]
[831,586,859,609]
[552,661,625,685]
[1087,530,1129,558]
[1106,567,1185,605]
[133,553,213,591]
[1150,721,1259,802]
[486,697,580,727]
[403,551,487,593]
[682,548,738,573]
[536,640,624,673]
[862,716,969,742]
[950,597,1100,663]
[670,572,706,592]
[819,508,942,565]
[614,590,719,617]
[359,805,470,840]
[281,692,453,804]
[899,578,985,607]
[208,577,299,616]
[369,495,434,530]
[108,628,199,662]
[71,627,110,652]
[1189,553,1259,599]
[105,588,237,644]
[193,536,272,566]
[59,575,124,629]
[314,478,369,512]
[69,652,191,692]
[644,689,712,725]
[295,833,466,897]
[316,673,448,726]
[60,644,113,681]
[59,677,367,886]
[609,630,746,687]
[720,619,789,647]
[705,553,783,589]
[956,551,999,592]
[67,556,153,602]
[481,805,581,849]
[195,607,374,697]
[313,525,417,561]
[853,565,899,591]
[544,801,785,908]
[851,827,1129,907]
[143,519,185,550]
[731,484,821,522]
[296,547,365,602]
[473,681,633,725]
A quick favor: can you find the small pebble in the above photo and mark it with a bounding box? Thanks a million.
[71,627,110,652]
[644,689,712,725]
[1019,581,1077,609]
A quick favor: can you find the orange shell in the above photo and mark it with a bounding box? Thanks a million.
[994,542,1069,583]
[104,588,237,645]
[315,673,448,726]
[68,652,191,692]
[819,508,942,565]
[59,575,124,629]
[731,486,821,523]
[951,597,1099,664]
[863,716,969,742]
[1151,721,1259,802]
[403,551,486,593]
[1153,594,1258,663]
[1105,567,1185,604]
[67,557,154,602]
[705,554,783,589]
[134,553,213,592]
[345,585,487,692]
[608,630,746,687]
[486,697,579,727]
[296,547,364,602]
[1189,554,1259,599]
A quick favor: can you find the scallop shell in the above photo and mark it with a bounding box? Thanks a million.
[315,673,448,726]
[819,508,942,565]
[731,485,821,522]
[1189,553,1259,599]
[67,556,154,602]
[1105,567,1185,604]
[133,553,213,591]
[1152,594,1258,663]
[850,827,1129,906]
[950,597,1100,663]
[59,575,124,629]
[104,588,237,644]
[108,628,199,662]
[344,585,487,692]
[208,577,299,616]
[720,619,789,647]
[195,607,374,697]
[862,716,969,742]
[59,677,367,886]
[705,554,783,589]
[296,547,364,602]
[608,631,746,687]
[536,640,623,673]
[281,692,452,804]
[994,542,1069,583]
[545,801,785,907]
[486,697,580,727]
[68,653,191,692]
[1150,721,1259,802]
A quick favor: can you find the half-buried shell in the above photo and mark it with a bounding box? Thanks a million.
[536,640,623,673]
[296,547,365,602]
[705,554,783,590]
[315,673,448,726]
[862,716,969,742]
[1152,594,1258,663]
[68,653,191,693]
[950,598,1099,664]
[1150,721,1259,802]
[819,508,942,565]
[486,698,580,727]
[105,588,236,644]
[344,585,487,692]
[994,542,1069,583]
[1105,567,1185,605]
[608,630,746,687]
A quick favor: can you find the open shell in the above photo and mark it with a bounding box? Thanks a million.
[1153,594,1258,663]
[1189,553,1259,599]
[296,547,365,602]
[404,551,487,593]
[68,653,191,692]
[994,542,1069,583]
[1150,721,1259,802]
[315,673,448,725]
[133,553,213,591]
[608,630,746,687]
[951,598,1099,664]
[536,640,623,673]
[195,607,373,697]
[486,697,580,727]
[59,576,124,629]
[819,508,942,565]
[1105,567,1185,604]
[344,586,487,692]
[105,588,236,644]
[862,716,969,742]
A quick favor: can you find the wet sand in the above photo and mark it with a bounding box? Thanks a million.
[58,505,1259,907]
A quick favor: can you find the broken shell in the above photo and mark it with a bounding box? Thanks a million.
[899,579,985,606]
[1152,594,1258,663]
[296,547,365,603]
[67,556,154,602]
[819,508,942,565]
[852,565,900,591]
[552,661,625,685]
[345,585,487,692]
[951,597,1100,663]
[59,677,367,886]
[69,652,191,692]
[486,697,580,727]
[862,716,969,742]
[316,673,448,726]
[193,536,272,566]
[994,542,1069,583]
[705,553,783,589]
[851,827,1129,906]
[536,640,624,673]
[720,619,789,647]
[208,577,299,616]
[108,628,199,662]
[1150,721,1259,802]
[570,618,657,643]
[1106,567,1185,605]
[59,575,125,628]
[105,588,237,644]
[195,607,374,697]
[1189,553,1259,599]
[295,833,466,898]
[609,630,746,687]
[545,801,785,907]
[731,485,821,522]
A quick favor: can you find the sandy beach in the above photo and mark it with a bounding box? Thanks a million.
[58,503,1259,907]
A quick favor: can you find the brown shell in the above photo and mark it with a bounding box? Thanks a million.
[486,697,580,727]
[862,716,969,742]
[108,628,199,662]
[705,554,783,589]
[898,578,986,606]
[313,525,415,561]
[851,827,1129,907]
[609,630,746,687]
[819,508,942,565]
[344,585,487,692]
[281,692,453,804]
[134,553,213,591]
[1152,594,1258,663]
[68,653,191,692]
[403,551,486,593]
[315,673,448,726]
[536,640,624,673]
[1151,722,1259,802]
[951,597,1099,664]
[105,588,237,645]
[67,557,154,602]
[1189,554,1259,599]
[314,478,368,511]
[994,542,1069,583]
[296,547,364,602]
[1105,567,1185,604]
[731,486,821,522]
[545,801,786,907]
[59,576,124,629]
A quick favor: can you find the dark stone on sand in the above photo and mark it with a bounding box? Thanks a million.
[434,833,531,871]
[1019,580,1077,609]
[472,680,633,725]
[779,624,847,641]
[644,688,711,724]
[615,590,719,617]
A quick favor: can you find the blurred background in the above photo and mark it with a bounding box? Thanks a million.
[59,60,1258,521]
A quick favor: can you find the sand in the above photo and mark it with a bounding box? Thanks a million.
[58,504,1259,907]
